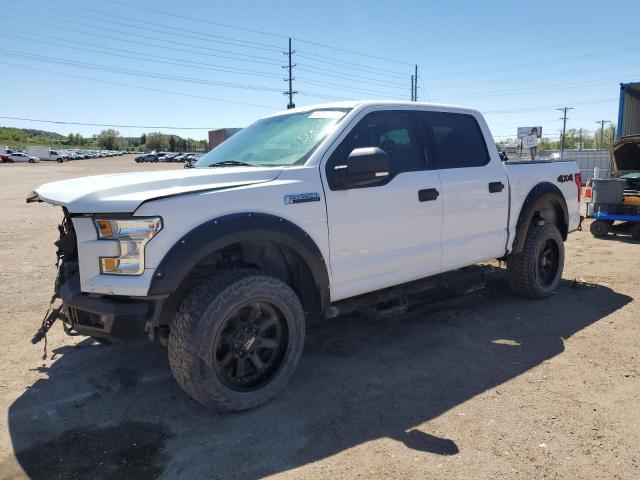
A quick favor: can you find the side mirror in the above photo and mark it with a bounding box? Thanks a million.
[332,147,390,189]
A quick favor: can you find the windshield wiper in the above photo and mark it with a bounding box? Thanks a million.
[207,160,255,168]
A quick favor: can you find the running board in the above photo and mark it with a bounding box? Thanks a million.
[324,265,498,320]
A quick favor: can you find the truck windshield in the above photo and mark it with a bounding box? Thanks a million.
[195,108,350,168]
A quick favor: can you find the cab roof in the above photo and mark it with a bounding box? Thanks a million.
[265,100,479,118]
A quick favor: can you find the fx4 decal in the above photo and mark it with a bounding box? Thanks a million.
[557,174,574,183]
[284,192,321,205]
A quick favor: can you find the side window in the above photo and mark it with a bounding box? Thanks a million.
[422,112,490,169]
[328,110,425,180]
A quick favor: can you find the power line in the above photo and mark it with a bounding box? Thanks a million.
[449,77,626,101]
[0,61,279,109]
[7,4,284,53]
[102,0,414,67]
[427,61,639,90]
[296,53,408,80]
[296,66,407,89]
[0,116,217,130]
[482,98,617,115]
[438,28,640,65]
[0,50,285,93]
[295,78,403,98]
[427,46,640,80]
[419,76,430,102]
[7,31,282,79]
[4,16,283,67]
[295,51,408,77]
[0,58,344,107]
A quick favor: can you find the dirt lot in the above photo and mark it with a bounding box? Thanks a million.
[0,156,638,479]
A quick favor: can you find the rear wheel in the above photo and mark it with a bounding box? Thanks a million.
[507,223,564,299]
[168,269,305,411]
[631,223,640,241]
[590,220,610,237]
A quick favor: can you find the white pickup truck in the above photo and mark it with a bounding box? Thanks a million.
[29,101,582,411]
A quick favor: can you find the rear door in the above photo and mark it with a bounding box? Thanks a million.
[322,108,443,301]
[419,111,508,270]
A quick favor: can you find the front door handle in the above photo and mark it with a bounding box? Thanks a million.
[489,181,505,193]
[418,188,439,202]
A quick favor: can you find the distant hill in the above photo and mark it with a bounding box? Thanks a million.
[0,127,72,148]
[0,126,207,151]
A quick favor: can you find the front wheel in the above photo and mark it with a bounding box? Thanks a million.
[631,223,640,241]
[168,269,305,411]
[507,223,564,299]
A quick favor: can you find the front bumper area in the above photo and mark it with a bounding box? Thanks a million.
[59,274,156,341]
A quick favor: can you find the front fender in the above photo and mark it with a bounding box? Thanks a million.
[147,213,330,308]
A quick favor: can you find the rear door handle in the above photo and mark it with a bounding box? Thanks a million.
[489,181,505,193]
[418,188,439,202]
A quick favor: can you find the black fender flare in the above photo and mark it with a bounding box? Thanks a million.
[147,213,330,309]
[511,182,568,254]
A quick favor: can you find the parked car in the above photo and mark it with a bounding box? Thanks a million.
[49,150,69,163]
[29,100,581,412]
[9,152,40,163]
[135,153,159,163]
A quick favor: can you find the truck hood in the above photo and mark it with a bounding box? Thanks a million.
[31,166,284,213]
[611,135,640,177]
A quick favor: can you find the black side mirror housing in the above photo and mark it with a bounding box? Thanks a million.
[332,147,390,189]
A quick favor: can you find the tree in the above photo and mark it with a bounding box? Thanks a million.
[145,131,169,152]
[169,135,177,152]
[96,129,121,149]
[140,133,146,145]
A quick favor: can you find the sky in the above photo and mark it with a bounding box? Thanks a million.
[0,0,638,142]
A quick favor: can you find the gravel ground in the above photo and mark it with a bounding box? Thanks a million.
[0,156,638,479]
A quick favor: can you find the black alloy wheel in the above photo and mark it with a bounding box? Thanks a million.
[212,301,288,391]
[537,238,560,287]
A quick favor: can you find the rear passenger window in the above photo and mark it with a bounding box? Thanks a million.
[422,112,490,169]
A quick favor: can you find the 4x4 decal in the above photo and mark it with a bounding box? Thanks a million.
[557,174,574,183]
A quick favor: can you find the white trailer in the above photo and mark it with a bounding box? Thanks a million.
[26,146,51,161]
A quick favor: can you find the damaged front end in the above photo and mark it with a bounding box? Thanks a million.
[31,209,155,347]
[31,209,79,345]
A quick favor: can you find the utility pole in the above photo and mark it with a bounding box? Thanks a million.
[410,75,414,101]
[413,64,418,101]
[595,120,609,150]
[557,106,573,159]
[282,38,297,109]
[578,128,583,151]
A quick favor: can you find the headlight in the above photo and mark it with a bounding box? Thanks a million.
[94,217,162,275]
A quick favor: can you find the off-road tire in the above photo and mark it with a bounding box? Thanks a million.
[507,223,564,299]
[168,269,305,411]
[631,223,640,241]
[590,220,610,237]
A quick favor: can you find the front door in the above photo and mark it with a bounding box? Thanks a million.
[322,109,443,301]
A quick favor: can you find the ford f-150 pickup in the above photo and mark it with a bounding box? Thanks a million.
[28,101,582,411]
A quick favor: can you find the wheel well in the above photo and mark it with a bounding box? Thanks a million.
[512,185,568,254]
[157,240,322,328]
[530,197,568,238]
